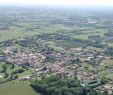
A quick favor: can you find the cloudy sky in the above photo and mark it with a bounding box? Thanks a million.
[0,0,113,6]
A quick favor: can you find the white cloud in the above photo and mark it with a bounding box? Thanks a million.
[0,0,113,6]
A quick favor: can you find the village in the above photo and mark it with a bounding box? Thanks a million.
[0,37,113,94]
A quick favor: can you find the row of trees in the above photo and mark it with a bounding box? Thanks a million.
[31,75,108,95]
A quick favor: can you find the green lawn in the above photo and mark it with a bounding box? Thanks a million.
[0,81,39,95]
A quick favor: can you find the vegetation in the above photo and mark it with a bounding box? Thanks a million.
[31,75,107,95]
[0,62,34,83]
[0,81,39,95]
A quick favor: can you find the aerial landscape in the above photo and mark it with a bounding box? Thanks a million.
[1,0,113,95]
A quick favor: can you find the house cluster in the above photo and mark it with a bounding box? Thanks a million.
[3,47,45,68]
[36,59,78,77]
[94,84,113,94]
[68,48,111,61]
[1,43,113,94]
[0,55,5,62]
[76,67,98,83]
[1,46,111,79]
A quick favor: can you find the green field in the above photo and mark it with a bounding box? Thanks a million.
[0,81,39,95]
[0,31,38,42]
[56,40,85,48]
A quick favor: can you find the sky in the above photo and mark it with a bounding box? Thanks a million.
[0,0,113,6]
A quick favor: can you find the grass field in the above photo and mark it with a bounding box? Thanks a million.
[0,81,39,95]
[0,30,38,42]
[56,40,85,48]
[87,46,105,52]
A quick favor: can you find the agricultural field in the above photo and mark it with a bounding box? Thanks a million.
[56,40,85,48]
[0,8,113,51]
[0,30,38,42]
[0,81,39,95]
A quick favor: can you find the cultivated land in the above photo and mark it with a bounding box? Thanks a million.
[1,7,113,95]
[0,81,39,95]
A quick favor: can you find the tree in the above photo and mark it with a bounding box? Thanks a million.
[3,72,8,78]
